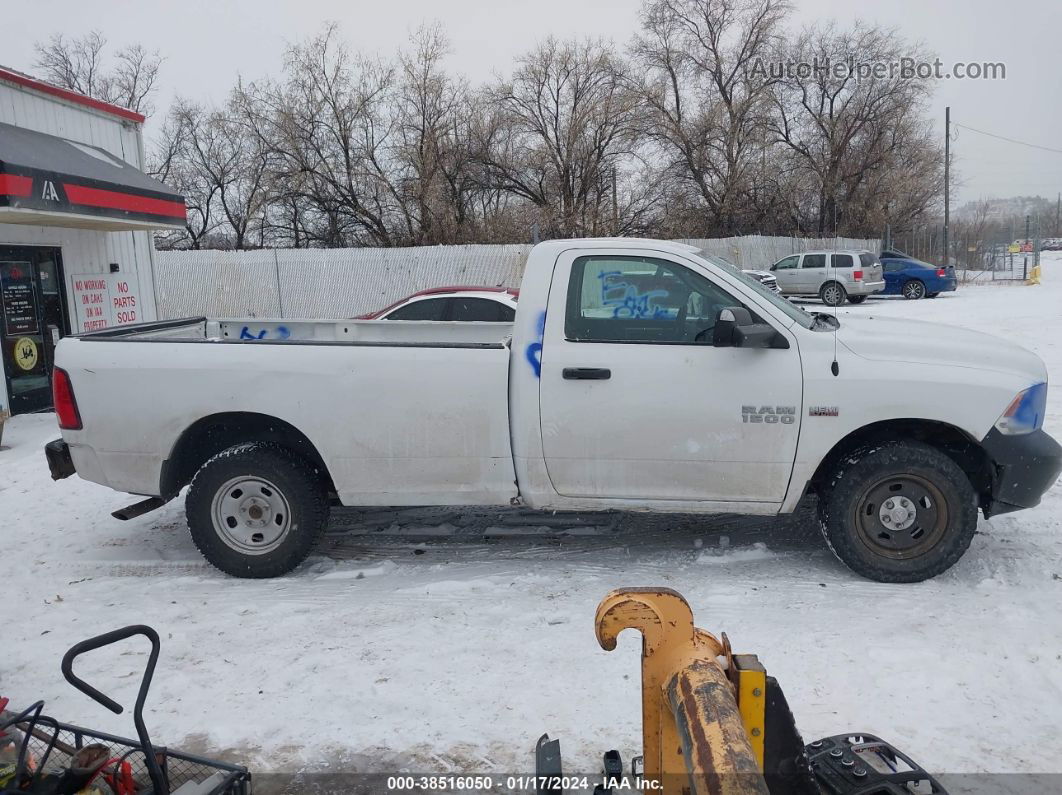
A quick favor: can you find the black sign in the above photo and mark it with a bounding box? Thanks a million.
[1,265,39,336]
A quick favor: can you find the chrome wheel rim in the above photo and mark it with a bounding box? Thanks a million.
[210,476,292,554]
[823,285,842,305]
[854,474,948,559]
[904,281,924,299]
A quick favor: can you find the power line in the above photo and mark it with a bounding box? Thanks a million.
[954,122,1062,155]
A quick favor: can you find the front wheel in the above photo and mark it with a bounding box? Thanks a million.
[818,441,978,582]
[186,442,330,578]
[820,282,847,307]
[902,280,926,300]
[846,295,868,304]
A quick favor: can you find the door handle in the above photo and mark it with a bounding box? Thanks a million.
[563,367,611,380]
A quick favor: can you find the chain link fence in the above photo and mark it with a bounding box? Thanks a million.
[154,235,880,320]
[951,235,1043,283]
[888,220,1059,284]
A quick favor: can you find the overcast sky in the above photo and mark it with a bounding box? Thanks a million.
[7,0,1061,208]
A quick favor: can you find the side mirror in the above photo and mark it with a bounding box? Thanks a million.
[712,307,787,349]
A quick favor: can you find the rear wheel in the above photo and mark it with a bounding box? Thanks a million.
[820,282,847,307]
[818,441,978,582]
[846,295,868,304]
[186,442,329,578]
[902,280,926,300]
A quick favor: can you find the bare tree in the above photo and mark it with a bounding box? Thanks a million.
[633,0,791,235]
[766,21,941,237]
[35,31,162,116]
[481,38,644,237]
[135,14,946,248]
[235,24,406,246]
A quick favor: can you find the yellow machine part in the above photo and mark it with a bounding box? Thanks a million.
[732,654,767,769]
[595,588,770,795]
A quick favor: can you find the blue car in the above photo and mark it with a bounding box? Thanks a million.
[879,251,958,299]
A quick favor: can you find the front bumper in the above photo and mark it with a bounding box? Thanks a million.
[981,428,1062,517]
[45,438,76,481]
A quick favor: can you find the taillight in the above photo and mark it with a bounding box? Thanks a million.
[853,270,863,281]
[52,367,82,430]
[936,268,946,277]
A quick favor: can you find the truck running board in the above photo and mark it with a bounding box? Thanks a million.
[111,496,169,521]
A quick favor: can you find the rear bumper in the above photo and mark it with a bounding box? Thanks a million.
[848,280,885,296]
[45,438,76,481]
[981,428,1062,517]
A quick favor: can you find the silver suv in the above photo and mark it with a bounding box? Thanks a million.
[769,250,885,307]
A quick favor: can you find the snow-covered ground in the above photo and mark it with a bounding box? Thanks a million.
[3,256,1062,792]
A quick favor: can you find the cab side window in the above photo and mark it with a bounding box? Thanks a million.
[802,254,827,269]
[774,255,799,270]
[565,255,752,344]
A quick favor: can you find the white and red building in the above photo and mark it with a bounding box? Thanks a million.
[0,66,185,419]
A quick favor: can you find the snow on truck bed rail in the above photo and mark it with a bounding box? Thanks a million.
[79,316,514,345]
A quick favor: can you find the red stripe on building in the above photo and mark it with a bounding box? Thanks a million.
[0,67,145,124]
[0,173,33,197]
[63,183,187,219]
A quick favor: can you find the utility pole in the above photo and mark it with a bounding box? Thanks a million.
[943,106,950,267]
[1056,192,1060,236]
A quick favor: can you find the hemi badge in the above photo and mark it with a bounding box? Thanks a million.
[809,406,839,417]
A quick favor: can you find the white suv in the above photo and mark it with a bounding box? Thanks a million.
[769,250,885,306]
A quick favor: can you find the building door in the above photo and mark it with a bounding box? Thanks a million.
[0,247,67,414]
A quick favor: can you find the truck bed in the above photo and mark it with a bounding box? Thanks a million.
[58,316,518,505]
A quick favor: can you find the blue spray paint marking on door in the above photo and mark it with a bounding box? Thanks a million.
[525,310,546,378]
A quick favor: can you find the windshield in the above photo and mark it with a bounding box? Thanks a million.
[698,252,815,329]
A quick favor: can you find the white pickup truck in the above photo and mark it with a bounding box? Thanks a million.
[46,239,1061,582]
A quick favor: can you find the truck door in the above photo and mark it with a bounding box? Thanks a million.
[538,249,802,504]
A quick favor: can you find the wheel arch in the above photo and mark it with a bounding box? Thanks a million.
[819,280,847,304]
[160,412,335,498]
[809,418,993,506]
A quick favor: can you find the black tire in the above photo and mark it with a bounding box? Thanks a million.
[819,281,847,307]
[902,280,926,300]
[818,441,978,583]
[926,292,940,298]
[846,295,868,304]
[186,442,329,578]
